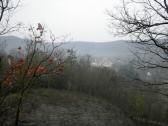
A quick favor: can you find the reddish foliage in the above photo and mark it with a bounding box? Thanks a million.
[27,65,47,77]
[3,75,13,86]
[2,58,25,86]
[13,58,25,70]
[36,23,44,36]
[2,23,65,86]
[37,23,43,31]
[36,65,47,74]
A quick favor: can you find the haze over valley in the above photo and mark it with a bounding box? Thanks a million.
[0,0,168,126]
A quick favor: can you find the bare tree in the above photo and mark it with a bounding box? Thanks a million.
[0,0,21,78]
[0,1,22,125]
[0,0,21,35]
[108,0,168,95]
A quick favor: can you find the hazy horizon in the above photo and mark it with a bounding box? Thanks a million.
[11,0,123,42]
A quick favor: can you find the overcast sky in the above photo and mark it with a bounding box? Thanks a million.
[14,0,121,42]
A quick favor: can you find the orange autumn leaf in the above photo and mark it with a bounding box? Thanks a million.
[36,65,47,74]
[27,65,47,77]
[3,74,13,86]
[12,58,25,71]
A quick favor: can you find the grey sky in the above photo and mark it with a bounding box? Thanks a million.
[14,0,121,42]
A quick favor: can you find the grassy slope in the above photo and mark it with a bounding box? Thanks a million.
[18,88,134,126]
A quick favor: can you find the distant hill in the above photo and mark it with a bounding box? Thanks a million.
[62,41,132,58]
[0,36,132,58]
[0,36,26,52]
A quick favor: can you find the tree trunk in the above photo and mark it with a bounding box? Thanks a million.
[15,93,24,126]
